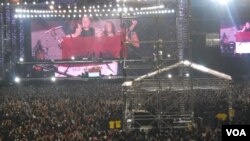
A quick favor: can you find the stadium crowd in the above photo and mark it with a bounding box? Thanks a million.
[0,80,249,141]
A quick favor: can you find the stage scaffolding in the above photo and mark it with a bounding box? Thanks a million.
[122,60,233,130]
[120,0,195,130]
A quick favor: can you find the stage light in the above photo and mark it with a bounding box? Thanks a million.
[14,14,17,18]
[14,77,20,83]
[79,10,82,13]
[109,4,112,7]
[17,2,19,5]
[46,1,49,5]
[129,7,134,11]
[107,9,110,12]
[1,3,3,6]
[71,56,75,60]
[69,10,72,13]
[7,3,9,6]
[74,10,77,13]
[24,2,27,5]
[168,74,172,79]
[33,1,36,5]
[104,5,107,8]
[51,1,55,5]
[167,54,171,58]
[185,73,190,77]
[73,14,76,18]
[49,5,54,10]
[123,7,128,13]
[51,77,56,82]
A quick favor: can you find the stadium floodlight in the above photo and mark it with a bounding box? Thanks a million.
[14,77,20,83]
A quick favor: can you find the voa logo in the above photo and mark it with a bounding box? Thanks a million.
[226,129,247,136]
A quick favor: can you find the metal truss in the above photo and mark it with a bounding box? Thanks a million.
[0,10,4,80]
[123,77,231,130]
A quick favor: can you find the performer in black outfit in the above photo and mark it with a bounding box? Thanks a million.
[240,21,250,32]
[80,16,95,37]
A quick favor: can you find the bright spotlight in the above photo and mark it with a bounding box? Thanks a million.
[185,73,190,77]
[167,74,172,79]
[14,77,20,83]
[49,5,54,10]
[51,77,56,82]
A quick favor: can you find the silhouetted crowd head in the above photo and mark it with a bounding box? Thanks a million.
[0,81,249,141]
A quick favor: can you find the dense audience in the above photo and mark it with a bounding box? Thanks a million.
[0,80,249,141]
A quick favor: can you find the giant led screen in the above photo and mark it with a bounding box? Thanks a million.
[27,14,176,78]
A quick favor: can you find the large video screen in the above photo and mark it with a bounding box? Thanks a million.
[28,15,176,78]
[220,21,250,55]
